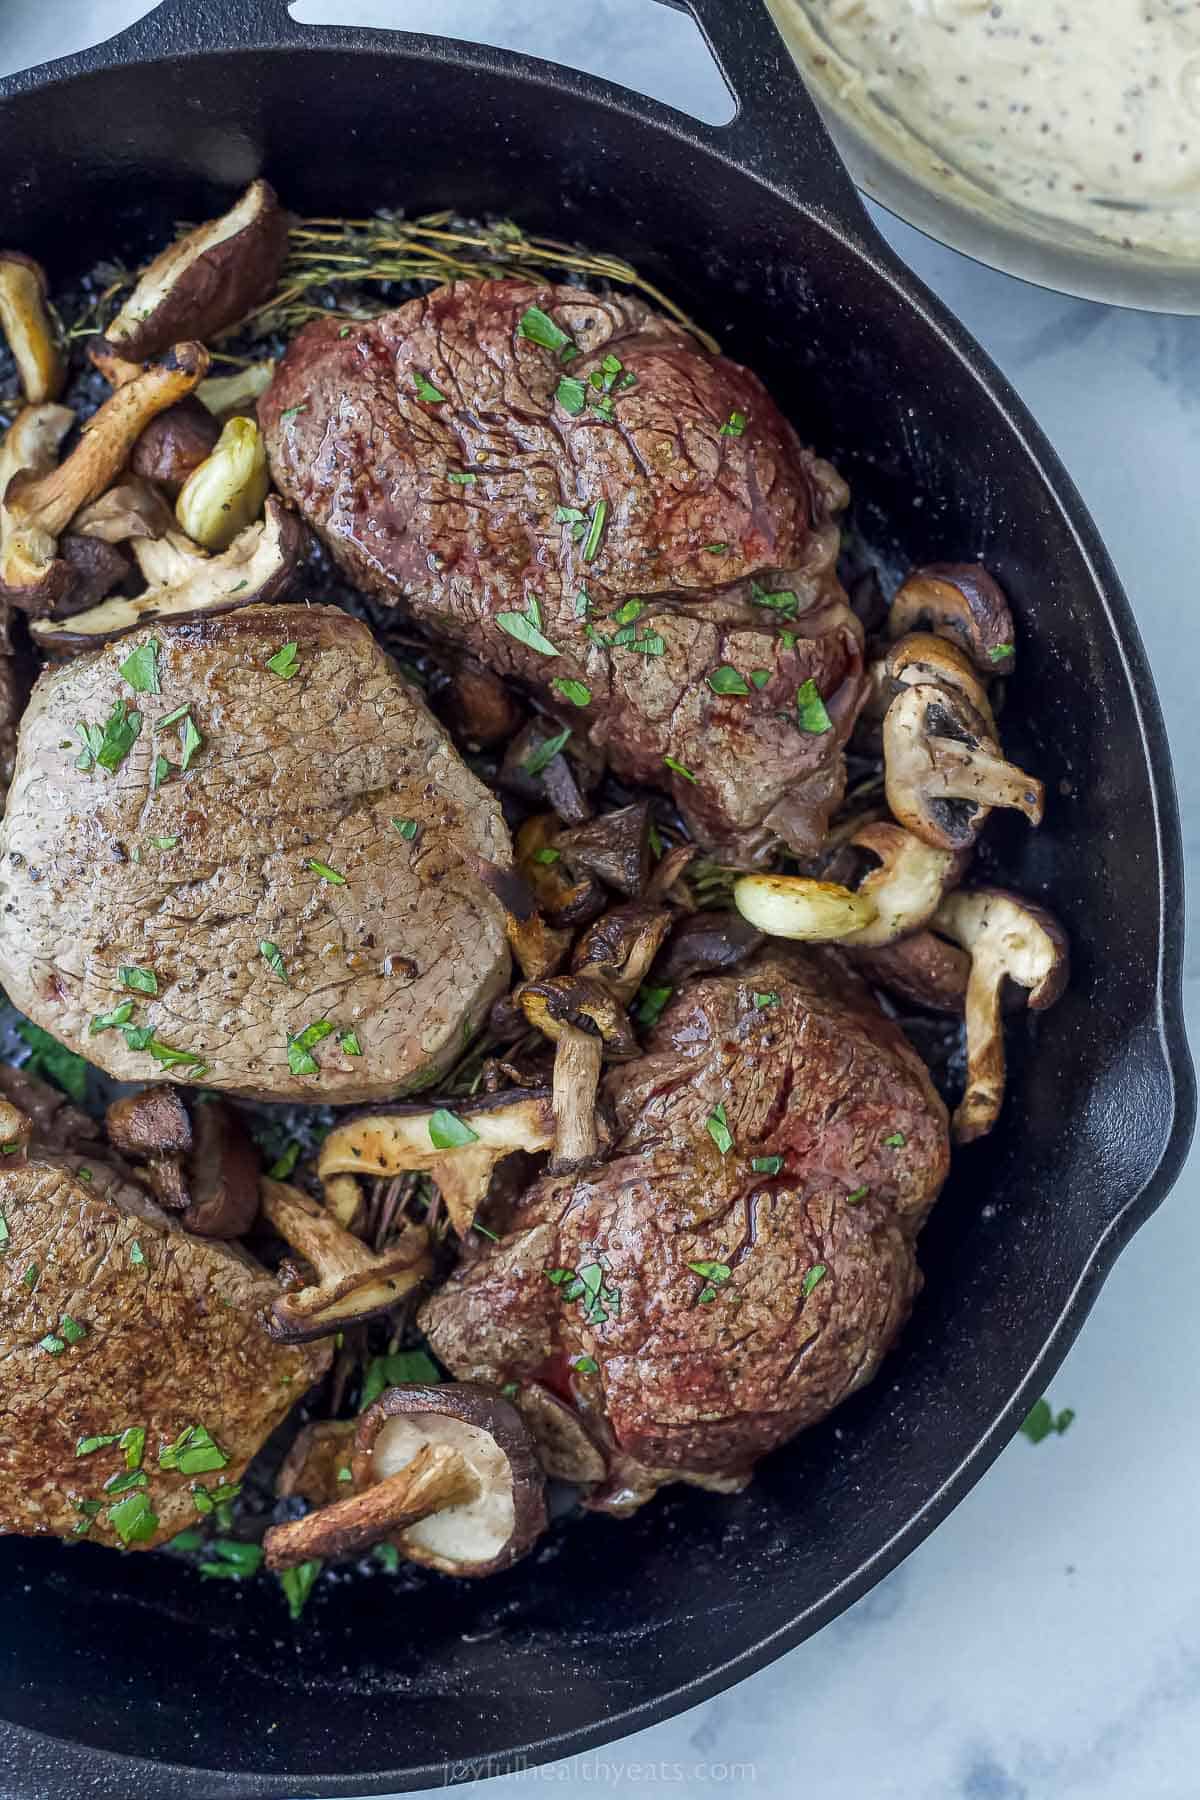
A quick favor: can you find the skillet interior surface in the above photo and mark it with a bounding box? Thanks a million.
[0,5,1191,1793]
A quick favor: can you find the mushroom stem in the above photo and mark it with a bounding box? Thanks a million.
[923,738,1044,824]
[0,254,64,403]
[957,957,1007,1144]
[264,1441,478,1570]
[551,1023,604,1170]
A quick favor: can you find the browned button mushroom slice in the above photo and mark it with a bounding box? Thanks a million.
[100,179,288,364]
[733,872,878,941]
[885,631,998,737]
[31,496,303,645]
[3,343,208,609]
[837,821,969,949]
[883,682,1044,852]
[175,415,270,551]
[356,1384,547,1577]
[260,1176,433,1341]
[933,887,1069,1143]
[0,253,64,403]
[571,904,673,1005]
[849,929,971,1014]
[555,801,653,898]
[316,1091,556,1239]
[0,403,74,611]
[515,814,605,929]
[131,399,221,497]
[106,1086,260,1236]
[888,564,1015,676]
[275,1419,356,1507]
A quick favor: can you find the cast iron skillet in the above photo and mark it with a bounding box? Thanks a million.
[0,2,1192,1795]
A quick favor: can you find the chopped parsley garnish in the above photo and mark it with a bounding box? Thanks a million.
[719,410,747,437]
[751,1155,784,1175]
[796,679,833,735]
[287,1019,334,1076]
[624,630,664,655]
[613,599,644,627]
[581,499,608,563]
[15,1021,88,1102]
[267,1143,300,1181]
[635,984,673,1028]
[500,1382,520,1400]
[76,1433,120,1457]
[571,1355,599,1375]
[119,965,158,996]
[448,471,476,485]
[259,940,288,982]
[338,1030,362,1056]
[884,1131,906,1148]
[989,643,1015,663]
[121,1426,146,1471]
[280,404,307,422]
[76,699,142,774]
[428,1108,480,1150]
[704,543,729,554]
[497,594,559,657]
[103,1469,147,1496]
[574,588,592,618]
[523,727,571,776]
[280,1559,324,1620]
[38,1334,66,1355]
[706,1103,734,1156]
[0,1211,7,1249]
[159,1424,230,1476]
[154,703,190,731]
[149,835,178,850]
[119,638,160,694]
[199,1539,264,1581]
[307,859,346,885]
[802,1263,827,1298]
[553,678,592,707]
[392,817,419,841]
[1020,1398,1075,1443]
[780,630,798,650]
[545,1261,621,1326]
[412,371,445,404]
[749,669,771,689]
[749,580,799,618]
[129,1242,145,1267]
[59,1314,88,1345]
[191,1479,242,1515]
[150,754,171,793]
[179,714,202,773]
[374,1542,402,1573]
[169,1529,204,1552]
[532,846,560,865]
[556,376,588,415]
[708,666,749,696]
[689,1259,732,1305]
[266,641,300,680]
[753,991,779,1009]
[517,305,577,360]
[664,754,696,783]
[845,1186,869,1205]
[107,1490,159,1546]
[120,1027,206,1074]
[20,1262,38,1289]
[359,1348,441,1411]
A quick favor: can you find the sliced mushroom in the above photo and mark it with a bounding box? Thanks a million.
[105,1084,193,1211]
[447,662,523,746]
[275,1420,357,1507]
[499,720,590,823]
[0,253,64,403]
[848,929,970,1014]
[733,873,878,942]
[31,496,304,645]
[470,855,572,980]
[883,682,1044,852]
[175,415,269,551]
[131,399,220,497]
[836,821,969,949]
[555,801,652,897]
[513,1383,609,1485]
[70,476,175,545]
[199,360,276,419]
[316,1091,556,1239]
[570,904,673,1006]
[516,975,639,1061]
[655,910,764,984]
[354,1383,546,1577]
[885,631,998,737]
[260,1176,433,1341]
[933,887,1069,1143]
[0,402,74,612]
[3,343,208,610]
[100,179,288,363]
[515,814,606,929]
[888,564,1015,675]
[104,1087,260,1236]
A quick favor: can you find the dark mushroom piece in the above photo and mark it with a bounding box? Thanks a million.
[131,399,220,497]
[885,631,999,737]
[512,1383,609,1485]
[555,801,653,897]
[275,1419,357,1508]
[69,475,175,545]
[848,929,971,1014]
[259,1176,433,1341]
[0,252,64,403]
[98,179,288,365]
[733,871,878,942]
[499,719,590,824]
[570,903,673,1006]
[836,821,969,949]
[105,1087,260,1236]
[888,564,1015,676]
[933,887,1069,1143]
[470,855,572,980]
[105,1085,194,1212]
[447,662,523,746]
[883,681,1043,852]
[31,496,304,645]
[516,974,636,1169]
[515,814,606,929]
[316,1090,556,1239]
[654,909,764,984]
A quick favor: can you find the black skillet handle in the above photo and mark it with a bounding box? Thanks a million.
[2,0,870,236]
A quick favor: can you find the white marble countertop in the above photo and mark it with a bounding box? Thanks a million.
[3,5,1199,1798]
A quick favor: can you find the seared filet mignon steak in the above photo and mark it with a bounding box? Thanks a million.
[0,1140,328,1547]
[422,949,949,1509]
[261,280,863,857]
[0,604,512,1101]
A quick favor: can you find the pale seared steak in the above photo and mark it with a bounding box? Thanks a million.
[0,1151,328,1547]
[0,604,512,1101]
[422,949,950,1509]
[261,280,863,858]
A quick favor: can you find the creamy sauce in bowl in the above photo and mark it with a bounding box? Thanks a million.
[770,0,1200,263]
